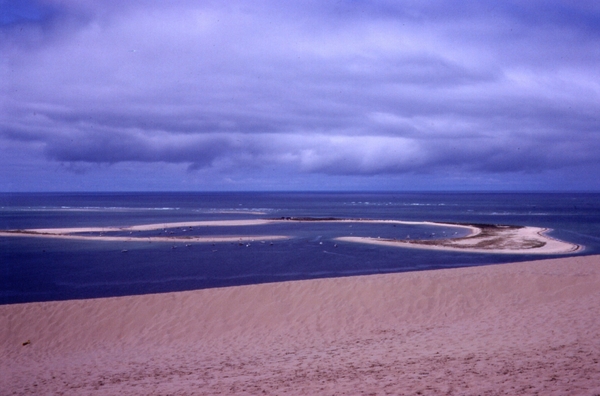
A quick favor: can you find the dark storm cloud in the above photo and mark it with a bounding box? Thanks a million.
[1,0,600,186]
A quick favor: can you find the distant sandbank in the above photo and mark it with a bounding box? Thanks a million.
[337,223,581,255]
[2,218,274,235]
[0,218,581,254]
[0,219,285,244]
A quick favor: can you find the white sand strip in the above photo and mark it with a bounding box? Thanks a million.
[1,219,579,253]
[279,218,481,235]
[4,219,276,235]
[1,255,599,394]
[0,232,288,243]
[2,218,474,236]
[338,226,580,254]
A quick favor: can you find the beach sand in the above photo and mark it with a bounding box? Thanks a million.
[2,255,600,395]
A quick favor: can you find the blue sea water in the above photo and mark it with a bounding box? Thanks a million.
[1,192,599,305]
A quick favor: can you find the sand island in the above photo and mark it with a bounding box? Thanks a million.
[336,222,582,254]
[0,217,582,254]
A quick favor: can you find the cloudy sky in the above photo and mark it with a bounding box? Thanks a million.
[1,0,600,191]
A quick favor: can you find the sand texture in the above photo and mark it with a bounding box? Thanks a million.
[2,255,600,395]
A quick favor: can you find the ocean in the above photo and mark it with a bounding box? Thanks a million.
[1,192,599,305]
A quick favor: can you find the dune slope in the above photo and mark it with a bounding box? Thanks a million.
[2,255,600,395]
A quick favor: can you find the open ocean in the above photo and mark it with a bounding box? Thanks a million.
[1,192,599,305]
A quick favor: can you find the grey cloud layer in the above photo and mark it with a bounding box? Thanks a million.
[2,0,600,179]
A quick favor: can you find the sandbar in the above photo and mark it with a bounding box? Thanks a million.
[0,219,284,244]
[2,219,275,235]
[0,232,288,244]
[0,218,580,254]
[2,255,599,394]
[337,223,581,254]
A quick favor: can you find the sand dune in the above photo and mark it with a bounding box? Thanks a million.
[2,255,600,395]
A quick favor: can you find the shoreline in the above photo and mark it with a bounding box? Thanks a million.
[2,255,599,394]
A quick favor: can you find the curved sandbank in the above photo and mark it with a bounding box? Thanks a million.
[337,223,581,254]
[0,218,580,253]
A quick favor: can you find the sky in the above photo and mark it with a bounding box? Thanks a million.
[1,0,600,192]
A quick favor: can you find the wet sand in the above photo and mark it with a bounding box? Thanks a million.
[2,255,599,395]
